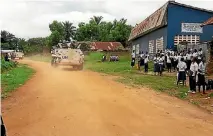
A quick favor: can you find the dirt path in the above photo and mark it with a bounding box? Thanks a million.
[2,60,213,136]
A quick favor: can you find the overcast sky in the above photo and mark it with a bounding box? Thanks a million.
[0,0,213,39]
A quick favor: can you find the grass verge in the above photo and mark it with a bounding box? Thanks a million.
[1,64,35,98]
[85,52,188,99]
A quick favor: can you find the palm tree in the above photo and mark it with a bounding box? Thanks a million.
[63,21,76,42]
[119,18,127,24]
[90,16,103,25]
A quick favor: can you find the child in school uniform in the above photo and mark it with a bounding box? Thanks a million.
[144,56,149,73]
[158,55,164,76]
[198,58,206,94]
[131,50,136,68]
[173,53,178,71]
[166,53,172,73]
[177,58,187,86]
[186,51,192,70]
[139,51,145,71]
[153,54,158,75]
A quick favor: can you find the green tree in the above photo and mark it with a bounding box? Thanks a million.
[90,16,103,25]
[63,21,76,41]
[47,31,61,47]
[49,21,64,36]
[1,30,15,43]
[48,20,65,47]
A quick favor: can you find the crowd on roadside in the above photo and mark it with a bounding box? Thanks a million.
[131,48,207,94]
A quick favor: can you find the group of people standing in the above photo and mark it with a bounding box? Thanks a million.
[131,50,149,73]
[131,48,207,94]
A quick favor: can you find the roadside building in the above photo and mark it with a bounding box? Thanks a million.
[128,1,213,57]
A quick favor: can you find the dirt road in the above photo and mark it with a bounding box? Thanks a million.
[2,60,213,136]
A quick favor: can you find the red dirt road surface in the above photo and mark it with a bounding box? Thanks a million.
[2,60,213,136]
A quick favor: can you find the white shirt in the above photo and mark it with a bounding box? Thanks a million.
[153,57,157,64]
[186,53,192,60]
[177,61,187,71]
[166,55,171,63]
[146,54,149,59]
[132,53,135,58]
[157,57,160,63]
[140,53,144,58]
[198,62,205,75]
[198,51,203,56]
[174,56,178,61]
[178,55,182,62]
[193,52,198,57]
[159,58,164,65]
[162,56,165,61]
[190,62,198,76]
[144,58,149,64]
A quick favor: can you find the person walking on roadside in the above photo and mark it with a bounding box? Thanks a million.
[131,50,136,68]
[188,57,198,94]
[177,57,187,86]
[198,58,206,94]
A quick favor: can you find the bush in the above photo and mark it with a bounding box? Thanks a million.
[1,59,17,73]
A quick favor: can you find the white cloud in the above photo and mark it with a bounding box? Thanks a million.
[0,0,213,38]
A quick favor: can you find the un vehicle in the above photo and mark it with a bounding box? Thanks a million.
[51,42,84,70]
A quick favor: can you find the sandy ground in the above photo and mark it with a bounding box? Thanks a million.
[1,60,213,136]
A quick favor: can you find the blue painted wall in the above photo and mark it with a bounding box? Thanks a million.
[132,26,167,54]
[167,3,213,49]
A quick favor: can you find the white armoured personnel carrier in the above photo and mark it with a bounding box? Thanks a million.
[51,42,84,70]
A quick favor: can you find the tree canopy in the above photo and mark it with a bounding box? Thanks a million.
[1,16,133,54]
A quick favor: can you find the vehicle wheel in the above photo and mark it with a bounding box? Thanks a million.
[51,59,58,67]
[78,63,83,70]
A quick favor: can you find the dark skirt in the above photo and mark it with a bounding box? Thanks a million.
[186,60,191,70]
[167,63,172,69]
[178,71,186,81]
[131,58,135,67]
[159,64,163,72]
[198,74,205,85]
[173,61,178,68]
[154,63,158,72]
[140,59,144,66]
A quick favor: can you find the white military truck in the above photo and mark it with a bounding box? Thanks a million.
[51,42,84,70]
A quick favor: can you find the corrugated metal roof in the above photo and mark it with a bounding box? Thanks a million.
[128,3,168,41]
[128,1,213,41]
[201,17,213,26]
[91,42,123,51]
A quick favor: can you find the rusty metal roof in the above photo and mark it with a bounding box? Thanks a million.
[91,42,123,51]
[201,17,213,26]
[128,1,213,41]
